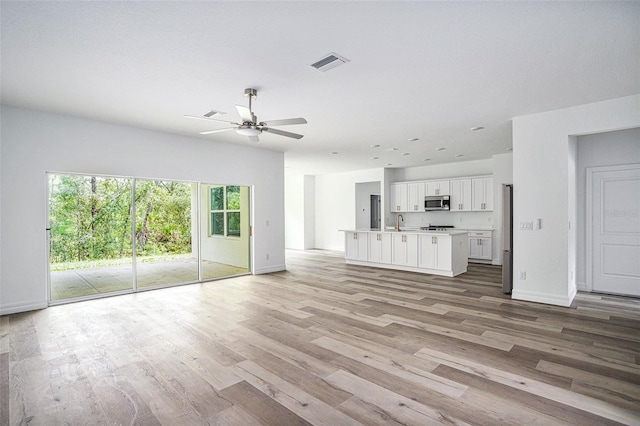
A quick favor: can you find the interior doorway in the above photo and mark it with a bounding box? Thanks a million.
[370,194,381,230]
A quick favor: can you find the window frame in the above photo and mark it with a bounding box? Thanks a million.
[209,185,241,238]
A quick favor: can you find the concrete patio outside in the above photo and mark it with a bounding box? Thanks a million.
[50,258,249,301]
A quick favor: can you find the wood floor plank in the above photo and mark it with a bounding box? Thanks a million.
[225,339,353,407]
[312,336,468,399]
[325,369,471,425]
[415,346,640,424]
[233,360,362,425]
[536,359,640,411]
[383,314,515,351]
[219,380,312,426]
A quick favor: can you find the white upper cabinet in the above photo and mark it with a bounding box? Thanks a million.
[425,180,450,196]
[450,179,472,211]
[390,183,408,212]
[472,177,493,211]
[407,182,426,212]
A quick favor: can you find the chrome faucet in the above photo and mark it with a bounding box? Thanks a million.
[396,214,404,232]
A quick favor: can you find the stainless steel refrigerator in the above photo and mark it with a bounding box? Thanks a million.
[502,184,513,294]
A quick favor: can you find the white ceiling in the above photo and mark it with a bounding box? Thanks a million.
[2,1,639,175]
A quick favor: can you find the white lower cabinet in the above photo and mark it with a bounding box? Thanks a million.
[468,230,492,261]
[368,232,392,264]
[391,233,418,267]
[345,231,368,261]
[418,234,452,271]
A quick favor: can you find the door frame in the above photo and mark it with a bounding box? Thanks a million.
[585,163,640,292]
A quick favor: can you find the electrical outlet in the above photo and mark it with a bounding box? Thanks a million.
[520,271,526,280]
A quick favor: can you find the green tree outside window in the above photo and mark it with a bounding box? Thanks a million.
[210,186,241,238]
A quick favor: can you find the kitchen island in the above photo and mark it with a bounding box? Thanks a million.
[341,229,468,277]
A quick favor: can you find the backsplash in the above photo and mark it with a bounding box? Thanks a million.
[387,211,493,229]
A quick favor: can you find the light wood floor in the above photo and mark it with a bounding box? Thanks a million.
[2,249,639,425]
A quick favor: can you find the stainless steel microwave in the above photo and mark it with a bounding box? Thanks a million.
[425,195,450,211]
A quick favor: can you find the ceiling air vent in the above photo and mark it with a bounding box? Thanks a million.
[311,52,350,72]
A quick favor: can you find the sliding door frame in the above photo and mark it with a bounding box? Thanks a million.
[46,172,252,306]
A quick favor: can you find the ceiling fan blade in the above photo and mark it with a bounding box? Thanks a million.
[262,127,304,139]
[248,135,260,143]
[199,127,235,135]
[236,105,255,123]
[184,115,239,125]
[261,118,307,126]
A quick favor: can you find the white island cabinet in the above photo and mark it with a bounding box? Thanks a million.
[391,233,418,267]
[340,229,468,277]
[368,232,392,264]
[344,231,368,261]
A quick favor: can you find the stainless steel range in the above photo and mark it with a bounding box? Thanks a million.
[421,225,455,231]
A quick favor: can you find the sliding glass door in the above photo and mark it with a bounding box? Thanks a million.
[134,179,198,288]
[48,173,251,304]
[48,174,133,300]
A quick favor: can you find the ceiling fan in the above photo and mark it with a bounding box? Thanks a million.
[185,88,307,142]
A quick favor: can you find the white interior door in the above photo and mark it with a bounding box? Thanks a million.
[589,164,640,296]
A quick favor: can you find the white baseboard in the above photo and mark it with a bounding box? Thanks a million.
[512,286,577,307]
[0,300,48,316]
[254,264,286,275]
[577,281,587,291]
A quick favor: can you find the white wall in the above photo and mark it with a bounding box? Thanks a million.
[304,175,316,249]
[285,175,305,249]
[512,94,640,307]
[0,106,286,315]
[200,185,251,268]
[314,168,385,251]
[391,159,493,182]
[284,175,315,250]
[576,127,640,289]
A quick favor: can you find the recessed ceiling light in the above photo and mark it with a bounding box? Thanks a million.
[408,138,419,142]
[507,147,513,151]
[385,147,399,152]
[402,152,410,156]
[371,156,379,160]
[330,151,338,155]
[370,144,380,148]
[385,163,393,166]
[455,154,465,158]
[423,158,431,162]
[471,126,485,131]
[436,147,446,151]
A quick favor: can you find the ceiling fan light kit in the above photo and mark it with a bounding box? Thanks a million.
[236,126,261,136]
[186,88,306,142]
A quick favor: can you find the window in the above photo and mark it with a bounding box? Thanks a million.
[210,185,241,237]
